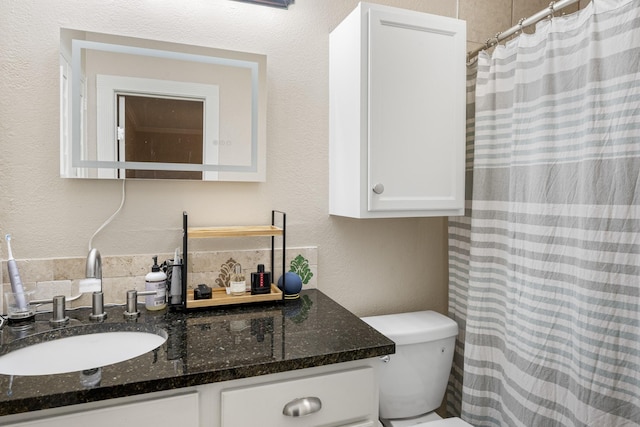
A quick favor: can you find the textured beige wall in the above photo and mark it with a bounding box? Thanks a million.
[0,0,588,317]
[464,0,590,52]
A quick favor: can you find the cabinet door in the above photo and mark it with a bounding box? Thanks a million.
[6,392,199,427]
[221,367,377,427]
[367,8,465,213]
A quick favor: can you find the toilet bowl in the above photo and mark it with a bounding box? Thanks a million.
[362,311,473,427]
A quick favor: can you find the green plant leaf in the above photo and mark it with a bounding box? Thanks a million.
[289,254,313,285]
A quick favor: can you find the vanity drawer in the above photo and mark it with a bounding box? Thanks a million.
[6,392,199,427]
[221,366,377,427]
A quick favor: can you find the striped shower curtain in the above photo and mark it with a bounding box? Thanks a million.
[447,1,640,426]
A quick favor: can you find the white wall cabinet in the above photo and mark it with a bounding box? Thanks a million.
[329,2,466,218]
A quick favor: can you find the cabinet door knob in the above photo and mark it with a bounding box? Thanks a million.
[282,396,322,417]
[372,183,385,194]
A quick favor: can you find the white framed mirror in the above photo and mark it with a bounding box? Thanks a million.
[60,29,267,181]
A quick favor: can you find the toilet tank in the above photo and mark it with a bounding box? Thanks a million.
[361,311,458,420]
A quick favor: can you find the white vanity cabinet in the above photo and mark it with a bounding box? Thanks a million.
[4,359,380,427]
[329,2,466,218]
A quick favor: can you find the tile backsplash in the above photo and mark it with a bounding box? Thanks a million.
[1,247,317,314]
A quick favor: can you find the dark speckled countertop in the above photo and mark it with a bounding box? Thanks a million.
[0,289,394,417]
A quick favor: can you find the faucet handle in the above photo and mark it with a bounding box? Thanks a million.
[124,290,140,319]
[50,295,69,326]
[89,291,107,322]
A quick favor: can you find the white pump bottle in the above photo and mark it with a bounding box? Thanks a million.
[145,256,167,311]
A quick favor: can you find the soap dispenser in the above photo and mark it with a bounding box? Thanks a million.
[145,256,167,311]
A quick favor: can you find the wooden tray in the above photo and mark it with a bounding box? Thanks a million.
[186,284,282,309]
[187,225,283,238]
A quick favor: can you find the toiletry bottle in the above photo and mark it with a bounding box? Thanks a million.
[169,248,182,306]
[145,256,167,311]
[230,263,246,296]
[251,264,271,295]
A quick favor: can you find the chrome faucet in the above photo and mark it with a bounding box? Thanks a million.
[86,248,107,321]
[86,248,102,285]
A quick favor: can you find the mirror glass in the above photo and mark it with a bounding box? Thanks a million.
[60,29,267,181]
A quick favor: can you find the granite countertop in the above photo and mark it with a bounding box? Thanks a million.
[0,289,394,417]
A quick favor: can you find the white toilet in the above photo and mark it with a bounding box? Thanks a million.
[361,311,473,427]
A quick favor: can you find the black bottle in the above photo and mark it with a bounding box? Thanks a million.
[251,264,271,295]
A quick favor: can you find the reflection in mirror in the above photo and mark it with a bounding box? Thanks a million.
[122,95,204,180]
[59,29,267,181]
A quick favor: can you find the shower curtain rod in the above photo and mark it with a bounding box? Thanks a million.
[467,0,580,62]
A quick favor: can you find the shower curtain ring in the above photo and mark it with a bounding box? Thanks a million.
[548,1,556,18]
[493,32,502,46]
[517,18,525,34]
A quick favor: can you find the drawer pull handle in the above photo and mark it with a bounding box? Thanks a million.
[282,396,322,417]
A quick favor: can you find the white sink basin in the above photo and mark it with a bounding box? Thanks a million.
[0,331,167,376]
